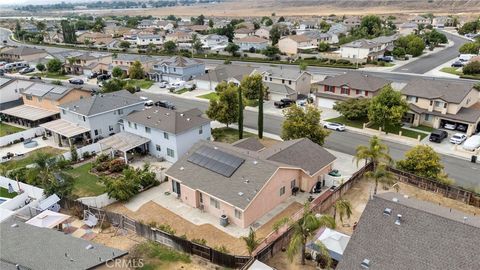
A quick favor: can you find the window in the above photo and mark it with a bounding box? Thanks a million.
[434,101,443,107]
[210,197,220,209]
[280,186,285,196]
[199,192,203,203]
[118,109,124,115]
[340,87,350,95]
[407,96,418,103]
[269,77,272,81]
[109,125,114,131]
[94,129,100,136]
[173,68,176,72]
[26,95,32,100]
[290,179,296,189]
[235,209,242,219]
[156,144,161,151]
[264,76,268,81]
[82,116,86,122]
[289,80,292,85]
[145,127,151,133]
[128,121,131,128]
[164,132,169,139]
[325,85,335,92]
[134,123,137,129]
[424,114,431,121]
[282,79,285,84]
[167,148,175,158]
[199,127,203,134]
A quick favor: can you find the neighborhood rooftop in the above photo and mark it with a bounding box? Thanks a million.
[155,55,203,67]
[0,218,127,270]
[319,72,391,92]
[337,192,480,270]
[401,78,476,104]
[1,46,45,56]
[59,90,143,116]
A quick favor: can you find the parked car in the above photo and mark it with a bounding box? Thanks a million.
[155,100,176,110]
[144,100,154,107]
[451,61,464,67]
[450,133,467,144]
[97,74,111,81]
[443,122,457,130]
[0,69,4,76]
[69,78,84,85]
[29,76,41,80]
[378,56,394,62]
[158,81,167,88]
[274,98,294,108]
[19,67,35,74]
[429,130,448,143]
[463,135,480,151]
[328,169,341,177]
[456,125,468,132]
[323,122,346,131]
[87,72,98,79]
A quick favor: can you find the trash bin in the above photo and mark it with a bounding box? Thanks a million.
[471,155,477,163]
[220,215,229,227]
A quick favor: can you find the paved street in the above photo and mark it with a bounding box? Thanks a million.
[392,31,470,74]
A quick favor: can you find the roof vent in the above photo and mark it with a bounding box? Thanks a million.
[165,112,170,116]
[403,195,409,199]
[253,160,258,165]
[10,223,18,228]
[238,192,244,196]
[180,113,184,117]
[244,179,249,183]
[392,197,399,202]
[180,167,184,171]
[85,244,94,250]
[361,259,370,269]
[463,216,468,223]
[383,208,392,216]
[395,214,402,225]
[186,118,190,121]
[214,146,218,150]
[147,116,151,119]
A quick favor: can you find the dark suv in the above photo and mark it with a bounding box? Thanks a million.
[429,130,448,143]
[274,98,294,108]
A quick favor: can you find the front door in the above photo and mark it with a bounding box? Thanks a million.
[172,180,181,196]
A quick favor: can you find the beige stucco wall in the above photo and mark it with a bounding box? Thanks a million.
[22,89,90,112]
[278,38,298,55]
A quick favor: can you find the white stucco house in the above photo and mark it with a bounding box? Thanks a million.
[200,34,229,51]
[136,34,164,46]
[234,36,269,51]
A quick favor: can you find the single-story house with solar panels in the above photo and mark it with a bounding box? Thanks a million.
[165,138,336,228]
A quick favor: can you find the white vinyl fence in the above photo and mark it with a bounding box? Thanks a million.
[77,193,117,208]
[61,143,102,161]
[0,127,44,147]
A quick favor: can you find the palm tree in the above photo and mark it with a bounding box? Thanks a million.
[333,199,353,225]
[365,164,397,194]
[286,203,336,265]
[354,136,392,170]
[242,227,261,255]
[26,153,73,198]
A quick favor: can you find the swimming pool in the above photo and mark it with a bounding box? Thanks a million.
[0,198,7,204]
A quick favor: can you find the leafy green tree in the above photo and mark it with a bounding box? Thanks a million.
[225,42,240,56]
[333,98,370,120]
[242,228,262,256]
[285,203,336,265]
[354,135,392,170]
[36,21,46,32]
[423,29,447,46]
[240,73,266,100]
[192,34,203,53]
[395,34,425,57]
[269,24,289,45]
[277,16,285,23]
[253,21,260,30]
[299,62,308,71]
[128,61,144,79]
[368,85,409,132]
[458,21,478,35]
[397,145,453,184]
[92,17,106,32]
[262,45,280,59]
[70,145,78,162]
[191,14,205,25]
[112,66,124,78]
[61,20,77,44]
[281,105,330,145]
[208,19,214,28]
[46,58,62,73]
[459,42,480,54]
[163,40,177,54]
[119,41,131,49]
[264,18,273,26]
[319,21,331,32]
[36,63,46,72]
[102,78,126,93]
[365,164,397,194]
[360,15,382,36]
[318,42,330,52]
[463,61,480,75]
[392,47,406,58]
[206,83,239,127]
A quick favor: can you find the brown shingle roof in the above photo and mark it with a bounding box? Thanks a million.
[318,72,390,92]
[401,78,475,104]
[232,137,265,151]
[235,36,269,43]
[284,34,313,43]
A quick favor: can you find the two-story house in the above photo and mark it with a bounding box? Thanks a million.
[62,51,112,75]
[149,56,205,83]
[257,67,312,101]
[110,54,156,75]
[234,28,255,39]
[165,138,336,228]
[234,36,269,52]
[195,65,255,91]
[409,15,431,25]
[122,107,211,163]
[165,31,193,43]
[278,35,318,56]
[41,90,144,147]
[136,34,164,46]
[0,46,48,63]
[340,39,383,61]
[254,27,270,40]
[0,78,33,110]
[200,34,229,51]
[312,72,390,108]
[1,81,91,128]
[401,78,480,136]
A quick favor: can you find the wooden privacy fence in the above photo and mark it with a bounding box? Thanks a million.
[388,167,480,207]
[60,199,250,269]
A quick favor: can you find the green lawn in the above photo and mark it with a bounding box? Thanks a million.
[174,88,191,95]
[0,186,18,198]
[30,72,70,80]
[409,125,435,133]
[3,147,67,168]
[68,162,106,197]
[126,79,154,89]
[440,67,462,76]
[134,241,191,270]
[0,122,25,137]
[212,127,255,144]
[368,123,427,140]
[197,92,219,101]
[325,116,367,129]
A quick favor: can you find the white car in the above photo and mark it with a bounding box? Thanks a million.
[323,122,346,131]
[443,123,457,130]
[449,133,467,144]
[463,135,480,151]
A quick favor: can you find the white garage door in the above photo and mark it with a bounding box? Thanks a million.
[269,93,287,102]
[317,98,337,109]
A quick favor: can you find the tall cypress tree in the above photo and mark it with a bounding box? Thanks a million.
[238,86,244,139]
[258,86,263,139]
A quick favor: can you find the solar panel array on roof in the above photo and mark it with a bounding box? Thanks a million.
[187,146,245,177]
[24,83,53,96]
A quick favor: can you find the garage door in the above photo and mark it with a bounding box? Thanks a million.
[317,98,337,109]
[270,93,287,102]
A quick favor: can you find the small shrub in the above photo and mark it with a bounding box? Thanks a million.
[214,245,230,254]
[157,224,176,235]
[95,162,110,172]
[179,234,187,239]
[191,238,207,245]
[82,151,91,159]
[108,159,126,173]
[51,80,62,85]
[96,153,110,163]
